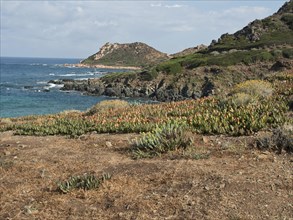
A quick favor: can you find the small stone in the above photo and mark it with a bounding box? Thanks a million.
[4,151,11,156]
[105,141,112,147]
[18,144,27,148]
[219,183,226,189]
[79,135,87,140]
[202,136,209,144]
[257,153,272,161]
[204,186,210,191]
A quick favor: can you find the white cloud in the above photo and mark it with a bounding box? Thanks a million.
[76,6,83,13]
[1,1,287,58]
[223,6,270,16]
[165,4,184,8]
[150,3,184,8]
[93,20,118,27]
[150,3,162,7]
[162,21,194,32]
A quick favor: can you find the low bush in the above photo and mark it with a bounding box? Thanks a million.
[139,69,158,81]
[7,95,288,137]
[282,48,293,59]
[281,13,293,29]
[101,72,137,83]
[256,129,293,153]
[132,122,193,159]
[58,173,111,193]
[231,80,273,98]
[85,100,129,116]
[188,97,287,135]
[156,61,183,75]
[230,93,257,106]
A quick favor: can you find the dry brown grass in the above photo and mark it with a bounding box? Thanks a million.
[0,131,292,219]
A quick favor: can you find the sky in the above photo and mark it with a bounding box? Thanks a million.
[0,0,289,58]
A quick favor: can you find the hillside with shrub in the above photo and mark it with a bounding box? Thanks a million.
[62,1,293,102]
[81,42,169,68]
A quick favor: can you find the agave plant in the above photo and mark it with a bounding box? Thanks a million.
[58,173,111,193]
[132,121,193,159]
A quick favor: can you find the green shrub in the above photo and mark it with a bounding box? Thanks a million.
[182,49,278,68]
[85,100,129,116]
[188,97,287,136]
[281,13,293,29]
[256,51,274,62]
[139,69,158,81]
[58,173,111,193]
[271,49,283,58]
[282,48,293,59]
[132,122,193,159]
[101,72,137,83]
[156,62,183,75]
[7,95,288,137]
[231,80,273,98]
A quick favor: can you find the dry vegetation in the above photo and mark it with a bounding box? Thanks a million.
[0,131,292,219]
[0,75,292,219]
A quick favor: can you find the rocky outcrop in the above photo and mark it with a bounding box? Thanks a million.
[59,68,225,101]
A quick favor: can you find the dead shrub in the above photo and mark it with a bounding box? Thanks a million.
[85,100,129,115]
[256,129,293,153]
[231,80,273,98]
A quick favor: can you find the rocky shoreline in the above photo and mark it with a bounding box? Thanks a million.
[53,71,216,102]
[53,58,293,102]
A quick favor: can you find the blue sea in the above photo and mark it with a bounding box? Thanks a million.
[0,57,126,118]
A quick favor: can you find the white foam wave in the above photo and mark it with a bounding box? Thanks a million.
[89,71,103,75]
[30,63,48,66]
[43,83,63,90]
[75,78,92,81]
[59,73,95,77]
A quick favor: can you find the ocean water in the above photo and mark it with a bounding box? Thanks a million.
[0,57,125,118]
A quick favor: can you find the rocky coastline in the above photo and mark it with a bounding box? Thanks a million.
[54,58,293,102]
[54,71,216,102]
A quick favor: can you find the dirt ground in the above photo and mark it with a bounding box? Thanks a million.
[0,131,292,220]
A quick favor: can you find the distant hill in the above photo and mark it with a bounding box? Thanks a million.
[64,1,293,102]
[81,42,169,68]
[159,0,293,71]
[171,44,207,57]
[209,0,293,52]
